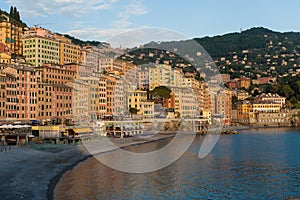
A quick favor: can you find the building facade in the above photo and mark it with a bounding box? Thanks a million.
[0,19,23,56]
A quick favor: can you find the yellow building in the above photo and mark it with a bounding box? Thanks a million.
[32,125,61,139]
[237,101,252,124]
[0,19,23,56]
[0,53,11,63]
[56,35,81,65]
[237,100,282,125]
[252,101,281,113]
[128,90,148,115]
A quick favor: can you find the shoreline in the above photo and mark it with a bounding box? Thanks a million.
[48,134,175,200]
[47,152,93,200]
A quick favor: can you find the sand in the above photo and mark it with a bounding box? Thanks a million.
[0,134,174,200]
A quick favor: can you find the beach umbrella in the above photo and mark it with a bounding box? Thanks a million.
[13,125,23,129]
[22,125,32,128]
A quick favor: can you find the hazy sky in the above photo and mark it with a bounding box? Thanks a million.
[1,0,300,42]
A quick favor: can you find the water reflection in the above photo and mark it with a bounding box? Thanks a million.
[55,129,300,200]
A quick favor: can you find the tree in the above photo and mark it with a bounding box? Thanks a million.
[150,86,171,99]
[279,84,295,99]
[253,89,259,97]
[15,11,20,20]
[129,107,139,115]
[9,6,13,17]
[13,7,17,19]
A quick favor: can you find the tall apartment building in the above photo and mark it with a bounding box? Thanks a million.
[0,71,6,121]
[16,65,37,120]
[80,76,100,121]
[66,79,89,125]
[23,28,60,66]
[56,34,81,65]
[149,65,172,90]
[0,16,23,56]
[2,67,18,121]
[36,83,73,123]
[105,75,118,115]
[35,64,77,122]
[98,76,107,119]
[36,64,77,84]
[80,45,102,71]
[214,89,232,124]
[23,27,81,67]
[138,66,149,90]
[168,86,198,118]
[98,57,113,73]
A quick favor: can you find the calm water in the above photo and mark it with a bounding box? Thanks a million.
[55,128,300,200]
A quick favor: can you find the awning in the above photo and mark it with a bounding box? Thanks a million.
[73,128,93,134]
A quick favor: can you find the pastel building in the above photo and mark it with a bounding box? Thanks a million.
[256,93,286,108]
[35,64,76,122]
[169,86,198,118]
[80,45,101,71]
[149,65,172,90]
[36,64,77,85]
[23,27,60,66]
[138,66,149,90]
[2,67,18,120]
[0,18,23,56]
[214,89,232,124]
[128,90,148,115]
[237,100,284,126]
[98,57,113,73]
[105,75,118,115]
[56,34,81,65]
[0,52,11,63]
[15,65,37,120]
[98,76,107,119]
[80,76,100,121]
[66,79,89,125]
[0,71,6,121]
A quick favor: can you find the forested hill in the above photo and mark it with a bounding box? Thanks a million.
[195,27,300,58]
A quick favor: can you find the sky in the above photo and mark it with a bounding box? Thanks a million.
[1,0,300,43]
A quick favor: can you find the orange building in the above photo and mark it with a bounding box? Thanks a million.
[237,78,251,89]
[36,64,77,84]
[2,67,18,121]
[105,75,118,115]
[0,18,23,56]
[16,65,37,120]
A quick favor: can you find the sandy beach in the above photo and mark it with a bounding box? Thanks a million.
[0,134,175,200]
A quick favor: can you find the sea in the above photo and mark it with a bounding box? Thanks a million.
[54,128,300,200]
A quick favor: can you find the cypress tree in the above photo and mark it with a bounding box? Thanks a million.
[16,11,20,20]
[9,6,13,17]
[13,7,17,19]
